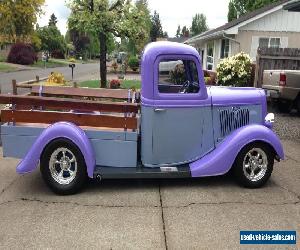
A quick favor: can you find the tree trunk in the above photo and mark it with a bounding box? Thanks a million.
[99,32,107,88]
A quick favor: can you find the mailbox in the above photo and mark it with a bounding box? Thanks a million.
[69,64,76,80]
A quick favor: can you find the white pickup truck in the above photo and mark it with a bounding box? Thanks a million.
[262,70,300,113]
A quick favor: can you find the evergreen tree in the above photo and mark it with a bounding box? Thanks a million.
[176,25,181,38]
[228,0,279,21]
[150,10,163,42]
[181,26,190,38]
[49,13,58,27]
[190,13,208,36]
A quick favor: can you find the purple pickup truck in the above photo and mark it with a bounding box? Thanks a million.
[1,42,284,194]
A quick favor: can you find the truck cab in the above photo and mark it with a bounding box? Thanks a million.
[140,42,214,167]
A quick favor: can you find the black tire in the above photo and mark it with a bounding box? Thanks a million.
[277,100,291,113]
[296,96,300,115]
[40,138,88,195]
[232,142,274,188]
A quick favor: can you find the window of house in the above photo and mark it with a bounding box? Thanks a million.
[158,59,200,94]
[206,42,214,70]
[270,38,281,48]
[259,37,281,48]
[220,39,230,59]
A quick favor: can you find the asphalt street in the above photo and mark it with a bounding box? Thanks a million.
[0,63,101,94]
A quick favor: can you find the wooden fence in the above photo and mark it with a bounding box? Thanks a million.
[254,47,300,88]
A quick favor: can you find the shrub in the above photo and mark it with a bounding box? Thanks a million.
[69,57,76,63]
[47,72,66,84]
[204,77,211,84]
[111,61,118,73]
[109,79,121,89]
[217,52,252,87]
[51,50,65,59]
[7,43,37,65]
[128,56,139,71]
[170,63,186,84]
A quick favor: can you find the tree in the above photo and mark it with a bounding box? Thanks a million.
[176,25,181,38]
[190,13,208,36]
[37,25,66,55]
[228,0,279,21]
[0,0,45,42]
[49,13,58,27]
[150,10,163,42]
[68,0,149,88]
[181,26,190,38]
[134,0,151,52]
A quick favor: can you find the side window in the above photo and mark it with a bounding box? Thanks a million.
[158,59,200,94]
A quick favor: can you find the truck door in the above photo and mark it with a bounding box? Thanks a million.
[143,55,214,167]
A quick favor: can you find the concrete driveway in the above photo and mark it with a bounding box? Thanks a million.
[0,139,299,249]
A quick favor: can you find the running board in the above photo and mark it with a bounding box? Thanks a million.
[93,165,191,179]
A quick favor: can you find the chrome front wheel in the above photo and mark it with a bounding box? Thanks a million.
[233,142,274,188]
[243,148,268,182]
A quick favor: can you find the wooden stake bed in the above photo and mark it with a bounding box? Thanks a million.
[0,91,140,130]
[30,86,131,101]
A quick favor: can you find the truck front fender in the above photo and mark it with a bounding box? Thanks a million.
[16,122,96,178]
[190,125,284,177]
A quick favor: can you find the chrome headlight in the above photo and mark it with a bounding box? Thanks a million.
[265,113,275,123]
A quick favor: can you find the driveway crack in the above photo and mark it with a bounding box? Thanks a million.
[158,183,168,250]
[164,200,300,209]
[0,176,20,197]
[274,182,300,201]
[0,197,298,209]
[284,155,299,163]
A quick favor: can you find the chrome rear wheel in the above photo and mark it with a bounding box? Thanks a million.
[41,139,88,195]
[49,147,78,185]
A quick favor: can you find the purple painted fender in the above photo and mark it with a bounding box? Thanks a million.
[16,122,96,178]
[190,125,284,177]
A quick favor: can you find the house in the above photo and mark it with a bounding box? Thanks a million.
[157,37,189,43]
[186,0,300,71]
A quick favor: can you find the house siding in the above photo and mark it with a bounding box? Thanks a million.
[235,30,300,61]
[240,9,300,32]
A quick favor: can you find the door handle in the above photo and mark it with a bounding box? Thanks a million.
[154,108,166,113]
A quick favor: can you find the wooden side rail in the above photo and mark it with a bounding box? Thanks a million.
[31,86,131,100]
[1,110,138,130]
[0,95,139,114]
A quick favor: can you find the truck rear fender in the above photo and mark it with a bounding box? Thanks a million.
[190,124,284,177]
[16,122,96,178]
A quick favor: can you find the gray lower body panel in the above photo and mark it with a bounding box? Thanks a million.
[1,124,138,168]
[94,165,191,179]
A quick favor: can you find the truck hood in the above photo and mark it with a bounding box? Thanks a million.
[208,86,266,107]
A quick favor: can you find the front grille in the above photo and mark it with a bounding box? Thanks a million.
[219,107,250,137]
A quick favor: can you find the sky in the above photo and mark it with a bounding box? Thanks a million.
[38,0,230,37]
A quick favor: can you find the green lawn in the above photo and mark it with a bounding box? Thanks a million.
[0,63,17,72]
[32,59,69,68]
[80,79,141,89]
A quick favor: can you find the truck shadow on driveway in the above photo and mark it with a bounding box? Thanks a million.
[4,171,280,196]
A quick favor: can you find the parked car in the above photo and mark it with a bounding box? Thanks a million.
[116,52,127,64]
[0,42,284,195]
[262,69,300,113]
